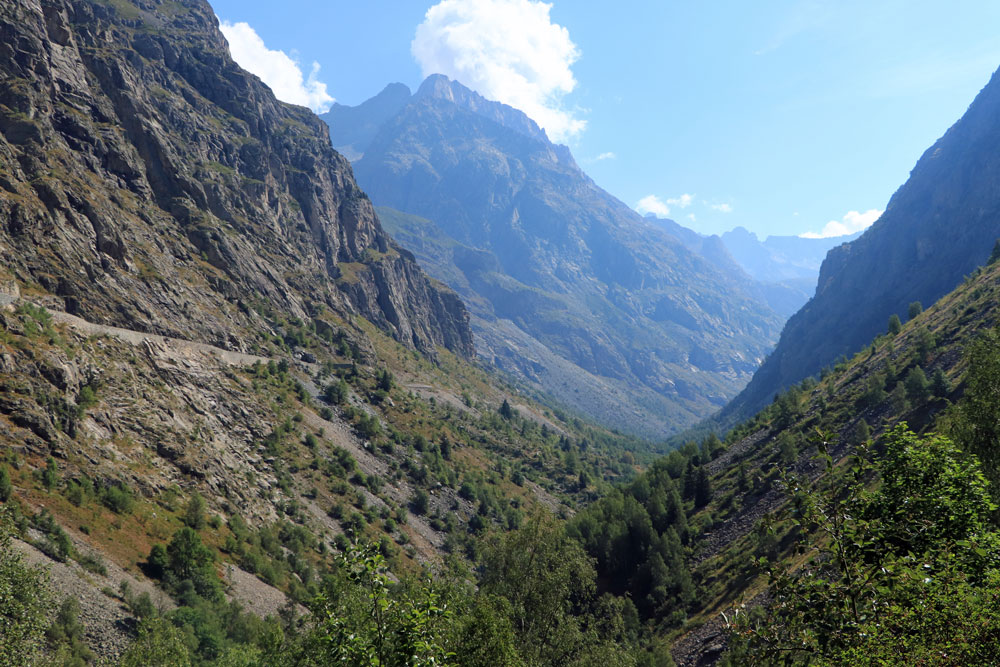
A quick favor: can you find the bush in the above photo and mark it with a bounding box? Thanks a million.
[0,509,52,664]
[409,490,429,516]
[120,618,191,667]
[184,494,206,530]
[100,482,134,514]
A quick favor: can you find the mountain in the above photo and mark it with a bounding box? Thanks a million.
[645,215,821,318]
[322,76,784,438]
[572,246,1000,665]
[720,226,861,285]
[721,65,1000,422]
[0,0,471,360]
[0,1,659,662]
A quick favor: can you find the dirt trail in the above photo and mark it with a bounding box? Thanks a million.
[46,309,270,367]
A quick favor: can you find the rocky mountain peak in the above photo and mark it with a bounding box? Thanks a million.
[414,74,551,145]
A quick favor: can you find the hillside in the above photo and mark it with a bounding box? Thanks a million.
[324,77,784,438]
[722,64,1000,423]
[570,250,1000,665]
[0,0,655,664]
[0,0,471,359]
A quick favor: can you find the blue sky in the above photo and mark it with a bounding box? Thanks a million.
[207,0,1000,238]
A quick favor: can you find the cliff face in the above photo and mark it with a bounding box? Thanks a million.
[722,65,1000,421]
[325,76,783,437]
[0,0,472,357]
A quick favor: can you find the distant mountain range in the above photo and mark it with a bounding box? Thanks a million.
[322,76,785,437]
[644,218,859,318]
[722,64,1000,422]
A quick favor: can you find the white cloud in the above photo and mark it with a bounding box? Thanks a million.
[687,214,697,222]
[636,195,671,218]
[594,152,616,161]
[635,193,694,217]
[412,0,584,142]
[710,203,733,213]
[220,21,334,113]
[668,194,693,209]
[800,208,882,239]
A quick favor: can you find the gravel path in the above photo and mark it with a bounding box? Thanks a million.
[47,309,269,367]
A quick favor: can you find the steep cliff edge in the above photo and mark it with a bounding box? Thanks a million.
[0,0,472,357]
[721,64,1000,422]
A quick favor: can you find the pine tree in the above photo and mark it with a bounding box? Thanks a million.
[0,467,11,502]
[694,468,712,508]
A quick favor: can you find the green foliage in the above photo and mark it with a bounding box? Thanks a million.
[99,481,134,514]
[887,313,902,335]
[868,427,995,554]
[41,457,60,491]
[498,399,514,420]
[323,379,349,405]
[184,493,206,530]
[727,426,1000,663]
[0,465,12,502]
[907,301,923,319]
[309,544,453,666]
[989,238,1000,265]
[855,374,887,410]
[120,618,192,667]
[0,509,52,666]
[476,513,635,665]
[410,489,430,516]
[45,598,94,665]
[903,366,930,403]
[153,527,223,601]
[570,460,692,623]
[376,369,394,392]
[76,384,97,415]
[951,327,1000,487]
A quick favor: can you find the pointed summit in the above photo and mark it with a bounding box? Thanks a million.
[414,74,550,144]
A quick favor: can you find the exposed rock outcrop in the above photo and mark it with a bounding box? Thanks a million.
[723,64,1000,423]
[0,0,472,358]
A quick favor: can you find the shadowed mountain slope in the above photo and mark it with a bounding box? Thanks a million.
[323,76,783,438]
[721,65,1000,423]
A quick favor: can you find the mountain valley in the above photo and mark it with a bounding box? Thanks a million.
[323,77,784,439]
[2,0,1000,666]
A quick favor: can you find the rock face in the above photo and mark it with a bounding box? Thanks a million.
[722,65,1000,422]
[324,76,783,437]
[0,0,472,358]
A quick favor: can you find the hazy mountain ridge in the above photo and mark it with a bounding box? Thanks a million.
[721,65,1000,423]
[646,216,828,318]
[325,76,784,437]
[720,226,861,284]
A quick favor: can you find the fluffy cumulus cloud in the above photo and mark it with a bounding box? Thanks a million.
[668,194,693,209]
[412,0,584,142]
[635,194,693,217]
[801,209,883,239]
[636,195,671,217]
[220,21,334,113]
